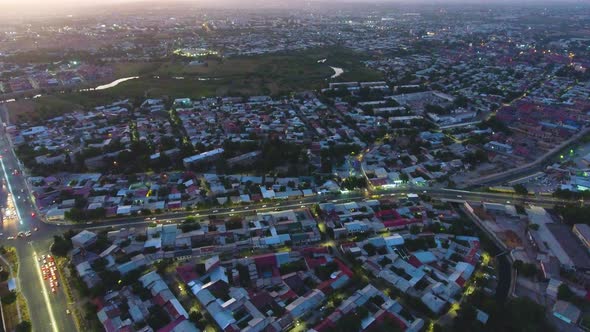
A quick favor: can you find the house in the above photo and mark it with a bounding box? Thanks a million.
[158,317,199,332]
[552,300,581,324]
[420,292,446,314]
[183,148,224,167]
[71,230,97,248]
[161,224,178,248]
[285,289,325,318]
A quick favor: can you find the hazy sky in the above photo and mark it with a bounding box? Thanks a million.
[0,0,582,18]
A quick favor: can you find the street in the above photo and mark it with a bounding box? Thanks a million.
[0,115,76,332]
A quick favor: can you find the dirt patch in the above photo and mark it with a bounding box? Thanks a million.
[499,230,523,248]
[473,206,495,222]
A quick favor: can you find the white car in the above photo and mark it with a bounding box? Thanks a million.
[7,236,14,240]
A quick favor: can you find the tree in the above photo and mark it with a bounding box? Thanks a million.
[15,321,32,332]
[557,284,575,301]
[147,305,171,330]
[453,304,483,332]
[51,235,73,257]
[363,243,377,256]
[514,259,537,278]
[513,184,528,196]
[409,225,421,235]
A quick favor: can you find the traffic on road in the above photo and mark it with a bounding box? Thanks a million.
[40,254,59,294]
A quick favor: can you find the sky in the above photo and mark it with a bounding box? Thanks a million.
[0,0,581,17]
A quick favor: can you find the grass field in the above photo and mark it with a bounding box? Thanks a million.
[11,46,382,122]
[112,62,163,77]
[2,301,20,331]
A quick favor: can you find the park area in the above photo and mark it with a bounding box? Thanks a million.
[6,46,382,123]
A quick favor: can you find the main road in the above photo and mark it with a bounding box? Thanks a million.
[0,107,76,332]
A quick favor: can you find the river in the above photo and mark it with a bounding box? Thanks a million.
[329,66,344,79]
[91,76,139,91]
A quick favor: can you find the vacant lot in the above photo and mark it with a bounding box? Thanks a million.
[6,97,82,124]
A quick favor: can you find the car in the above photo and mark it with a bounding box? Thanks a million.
[25,231,31,237]
[33,227,38,231]
[230,209,235,212]
[31,212,35,217]
[213,210,219,213]
[262,205,267,208]
[66,309,71,315]
[51,287,56,293]
[456,195,463,198]
[6,236,14,240]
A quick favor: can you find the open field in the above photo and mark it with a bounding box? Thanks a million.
[7,47,382,123]
[112,61,162,77]
[2,301,20,331]
[6,96,82,124]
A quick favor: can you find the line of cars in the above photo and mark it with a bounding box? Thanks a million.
[40,254,59,294]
